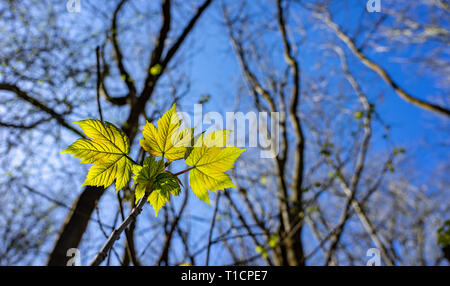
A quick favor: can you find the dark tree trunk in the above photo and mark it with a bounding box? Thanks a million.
[47,186,104,265]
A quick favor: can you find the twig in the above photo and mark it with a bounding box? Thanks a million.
[24,185,114,229]
[317,10,450,117]
[117,191,141,266]
[173,167,194,177]
[90,188,153,266]
[95,46,103,122]
[205,191,221,266]
[95,204,122,263]
[0,83,85,138]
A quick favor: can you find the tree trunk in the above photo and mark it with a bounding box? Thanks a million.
[47,186,104,265]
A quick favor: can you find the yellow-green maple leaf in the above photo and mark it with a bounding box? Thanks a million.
[132,156,165,203]
[148,172,181,216]
[140,104,191,161]
[61,119,134,191]
[132,157,181,216]
[185,130,245,205]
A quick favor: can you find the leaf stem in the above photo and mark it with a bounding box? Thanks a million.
[173,167,194,177]
[125,154,139,165]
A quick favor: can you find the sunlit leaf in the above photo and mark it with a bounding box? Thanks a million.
[150,64,162,76]
[132,156,165,203]
[132,157,180,216]
[185,130,245,205]
[61,120,134,191]
[140,104,192,161]
[148,172,181,216]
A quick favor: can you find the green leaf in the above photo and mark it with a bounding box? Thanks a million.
[387,161,395,173]
[255,245,269,259]
[269,235,279,248]
[437,220,450,247]
[354,111,364,119]
[148,172,180,216]
[184,130,204,160]
[140,104,192,161]
[185,130,245,205]
[150,64,162,76]
[320,141,333,156]
[61,120,134,191]
[132,156,165,203]
[154,172,181,196]
[198,94,210,105]
[260,175,267,186]
[148,184,170,217]
[132,157,181,216]
[148,172,181,216]
[393,147,406,156]
[306,205,319,213]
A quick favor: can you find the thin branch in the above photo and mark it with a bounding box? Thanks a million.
[111,0,136,97]
[160,0,213,70]
[322,45,396,265]
[317,10,450,117]
[95,46,104,122]
[157,186,189,265]
[117,191,140,266]
[276,0,305,265]
[205,191,221,266]
[0,83,85,138]
[223,191,274,266]
[24,185,114,229]
[0,117,52,129]
[90,188,153,266]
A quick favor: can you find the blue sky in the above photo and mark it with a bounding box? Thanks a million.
[184,0,448,176]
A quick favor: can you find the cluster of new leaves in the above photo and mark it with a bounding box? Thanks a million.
[62,104,245,215]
